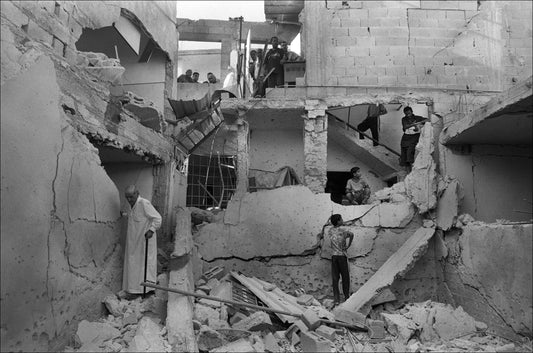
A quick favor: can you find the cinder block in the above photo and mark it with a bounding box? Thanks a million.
[348,9,369,18]
[386,66,406,76]
[348,26,371,36]
[393,56,414,65]
[356,37,375,47]
[407,8,428,20]
[373,55,393,65]
[330,27,349,36]
[334,56,355,67]
[334,36,356,47]
[296,294,315,306]
[356,75,378,85]
[229,312,248,326]
[390,46,410,56]
[367,319,386,339]
[285,319,308,340]
[300,331,333,353]
[338,76,358,86]
[368,46,389,57]
[368,27,390,37]
[315,325,337,341]
[365,66,386,76]
[368,8,387,17]
[445,10,465,20]
[378,75,399,85]
[458,1,478,11]
[375,37,408,46]
[232,311,273,332]
[345,67,366,76]
[334,308,366,326]
[301,309,321,330]
[341,18,360,27]
[348,47,370,57]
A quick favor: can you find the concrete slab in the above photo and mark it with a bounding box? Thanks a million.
[404,124,438,213]
[436,179,460,231]
[336,227,435,314]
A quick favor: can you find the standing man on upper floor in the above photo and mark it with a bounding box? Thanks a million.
[357,103,388,147]
[122,185,161,299]
[399,106,429,170]
[263,36,285,88]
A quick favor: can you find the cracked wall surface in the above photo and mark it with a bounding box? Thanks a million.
[1,55,123,352]
[440,224,532,340]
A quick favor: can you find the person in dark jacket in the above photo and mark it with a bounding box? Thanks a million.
[400,106,428,169]
[357,103,388,146]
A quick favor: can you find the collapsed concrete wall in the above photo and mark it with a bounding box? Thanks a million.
[1,55,123,352]
[1,1,180,351]
[440,224,532,340]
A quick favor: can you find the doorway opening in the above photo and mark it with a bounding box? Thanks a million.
[326,171,352,204]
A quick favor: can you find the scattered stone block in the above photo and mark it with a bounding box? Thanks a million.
[210,338,255,352]
[103,295,124,317]
[207,278,221,291]
[297,294,315,306]
[122,313,138,326]
[128,317,167,352]
[263,332,281,352]
[208,317,230,330]
[273,330,285,340]
[285,320,308,340]
[301,308,321,330]
[315,325,336,341]
[216,328,252,342]
[300,330,333,353]
[475,321,488,332]
[229,312,249,326]
[432,304,476,340]
[263,283,277,291]
[370,288,397,307]
[232,311,273,332]
[495,343,516,352]
[75,320,120,347]
[381,313,417,344]
[367,319,386,339]
[194,303,220,325]
[197,325,227,351]
[211,281,232,301]
[322,299,334,310]
[333,308,366,327]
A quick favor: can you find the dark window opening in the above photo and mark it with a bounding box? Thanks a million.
[187,154,237,209]
[326,171,352,205]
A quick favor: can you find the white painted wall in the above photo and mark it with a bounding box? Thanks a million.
[443,144,532,222]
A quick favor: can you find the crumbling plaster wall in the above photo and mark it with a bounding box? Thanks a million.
[1,55,122,352]
[1,1,179,351]
[194,184,439,305]
[442,144,532,222]
[440,224,532,339]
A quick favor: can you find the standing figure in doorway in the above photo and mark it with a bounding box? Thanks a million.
[357,103,388,146]
[399,106,429,170]
[345,167,371,205]
[328,214,354,306]
[122,185,162,298]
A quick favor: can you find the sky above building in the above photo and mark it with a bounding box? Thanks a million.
[176,1,266,50]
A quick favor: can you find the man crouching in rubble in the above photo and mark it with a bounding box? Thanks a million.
[121,185,161,299]
[328,214,354,306]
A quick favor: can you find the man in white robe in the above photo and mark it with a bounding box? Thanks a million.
[123,185,161,296]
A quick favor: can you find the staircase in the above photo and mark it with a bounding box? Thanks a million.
[328,115,402,181]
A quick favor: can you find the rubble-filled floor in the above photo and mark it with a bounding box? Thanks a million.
[63,266,532,353]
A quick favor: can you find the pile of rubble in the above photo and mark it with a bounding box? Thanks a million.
[63,278,171,353]
[63,267,531,352]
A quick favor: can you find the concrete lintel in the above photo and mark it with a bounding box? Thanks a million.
[441,76,533,145]
[177,18,300,44]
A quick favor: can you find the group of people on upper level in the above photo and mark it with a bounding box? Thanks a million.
[249,36,303,96]
[177,69,219,84]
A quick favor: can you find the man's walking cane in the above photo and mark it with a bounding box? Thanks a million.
[143,235,148,299]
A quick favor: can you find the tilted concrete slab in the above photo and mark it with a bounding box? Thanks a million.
[335,226,435,314]
[436,179,460,231]
[328,116,401,178]
[441,76,533,145]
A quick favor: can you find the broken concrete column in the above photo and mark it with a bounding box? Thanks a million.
[303,100,328,193]
[436,178,460,231]
[404,123,438,213]
[166,207,198,352]
[234,119,250,197]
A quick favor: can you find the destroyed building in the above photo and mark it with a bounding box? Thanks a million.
[0,1,532,352]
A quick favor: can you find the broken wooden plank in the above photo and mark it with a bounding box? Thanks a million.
[335,227,436,315]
